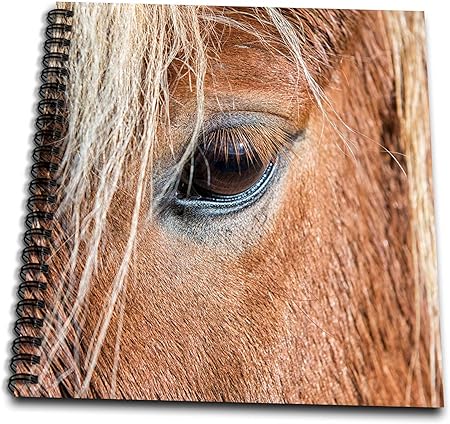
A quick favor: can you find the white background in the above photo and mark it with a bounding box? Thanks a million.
[0,0,448,422]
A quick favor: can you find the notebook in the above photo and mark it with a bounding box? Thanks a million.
[8,2,443,406]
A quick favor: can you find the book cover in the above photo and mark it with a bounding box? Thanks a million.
[9,2,443,406]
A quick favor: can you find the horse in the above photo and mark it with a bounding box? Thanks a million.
[13,3,442,406]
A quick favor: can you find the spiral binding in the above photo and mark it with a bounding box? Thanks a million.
[8,8,73,395]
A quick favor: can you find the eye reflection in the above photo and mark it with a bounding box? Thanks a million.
[177,137,273,199]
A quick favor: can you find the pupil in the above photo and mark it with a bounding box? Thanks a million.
[179,139,270,198]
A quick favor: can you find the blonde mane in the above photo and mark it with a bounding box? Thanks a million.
[386,12,441,404]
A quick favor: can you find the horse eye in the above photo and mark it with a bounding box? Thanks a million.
[177,139,273,199]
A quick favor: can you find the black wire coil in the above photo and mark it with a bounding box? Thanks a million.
[8,8,73,395]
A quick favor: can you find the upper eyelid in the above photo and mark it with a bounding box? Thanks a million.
[200,110,297,135]
[196,114,299,166]
[171,111,298,166]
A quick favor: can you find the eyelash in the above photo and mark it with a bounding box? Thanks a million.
[199,123,294,164]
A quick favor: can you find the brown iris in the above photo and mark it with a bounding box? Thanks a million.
[177,138,271,199]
